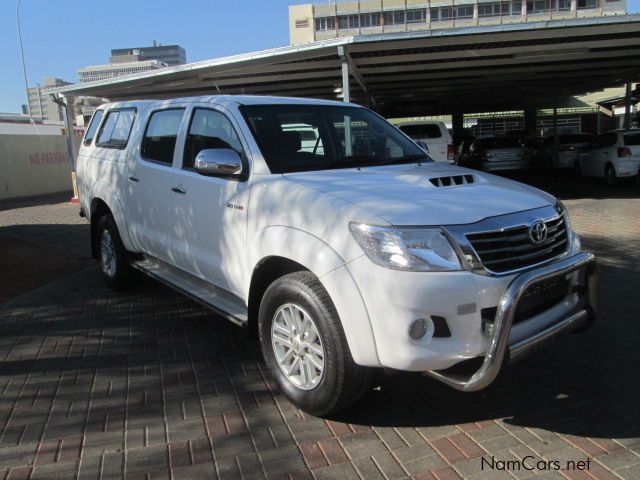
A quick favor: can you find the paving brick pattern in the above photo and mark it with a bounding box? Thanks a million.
[0,176,639,479]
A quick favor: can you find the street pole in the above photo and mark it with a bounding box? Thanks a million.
[16,0,33,120]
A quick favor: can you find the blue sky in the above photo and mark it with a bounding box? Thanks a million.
[1,0,638,113]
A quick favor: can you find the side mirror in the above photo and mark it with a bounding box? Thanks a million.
[194,148,243,177]
[416,141,429,153]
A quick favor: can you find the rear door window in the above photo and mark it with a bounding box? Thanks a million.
[399,124,443,139]
[96,109,136,149]
[141,109,185,164]
[83,110,103,146]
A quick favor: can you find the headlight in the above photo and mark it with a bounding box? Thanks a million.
[349,223,462,271]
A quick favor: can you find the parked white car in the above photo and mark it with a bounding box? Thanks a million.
[527,134,593,170]
[77,96,596,415]
[576,129,640,185]
[396,120,454,163]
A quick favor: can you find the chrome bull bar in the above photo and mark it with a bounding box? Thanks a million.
[424,252,597,392]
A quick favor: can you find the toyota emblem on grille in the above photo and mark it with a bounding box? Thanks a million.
[528,221,548,245]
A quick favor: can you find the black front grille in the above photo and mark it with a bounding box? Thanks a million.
[481,275,569,329]
[466,216,568,273]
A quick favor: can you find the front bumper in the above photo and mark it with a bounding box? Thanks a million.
[344,247,597,380]
[424,252,597,391]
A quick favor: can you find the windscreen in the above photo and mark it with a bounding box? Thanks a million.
[240,104,430,173]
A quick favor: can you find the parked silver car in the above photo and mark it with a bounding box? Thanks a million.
[458,137,528,172]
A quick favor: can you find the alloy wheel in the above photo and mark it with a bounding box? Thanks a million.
[100,230,117,278]
[271,303,325,390]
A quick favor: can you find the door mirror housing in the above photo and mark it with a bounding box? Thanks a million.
[194,148,243,176]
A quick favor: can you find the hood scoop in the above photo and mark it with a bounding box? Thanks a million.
[429,174,475,188]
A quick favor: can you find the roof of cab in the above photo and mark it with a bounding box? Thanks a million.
[98,95,357,111]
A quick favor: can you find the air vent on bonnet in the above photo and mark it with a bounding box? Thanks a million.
[429,174,475,187]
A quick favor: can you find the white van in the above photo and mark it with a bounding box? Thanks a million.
[396,121,454,163]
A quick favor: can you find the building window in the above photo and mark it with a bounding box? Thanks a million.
[337,14,359,29]
[295,19,309,28]
[383,10,405,25]
[527,0,551,12]
[577,0,598,8]
[511,1,522,14]
[557,0,571,10]
[440,7,453,20]
[359,12,381,27]
[141,109,185,164]
[315,16,335,31]
[479,2,510,17]
[406,9,427,23]
[456,5,474,18]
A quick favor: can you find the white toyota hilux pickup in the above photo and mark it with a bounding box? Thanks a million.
[77,95,597,415]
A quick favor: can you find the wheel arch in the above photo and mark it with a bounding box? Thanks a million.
[247,226,379,367]
[88,183,136,258]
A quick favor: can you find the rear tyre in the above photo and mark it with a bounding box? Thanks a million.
[258,271,372,416]
[605,164,619,187]
[97,214,134,291]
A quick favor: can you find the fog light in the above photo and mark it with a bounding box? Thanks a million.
[409,319,429,340]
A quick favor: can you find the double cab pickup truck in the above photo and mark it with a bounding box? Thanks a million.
[77,96,597,415]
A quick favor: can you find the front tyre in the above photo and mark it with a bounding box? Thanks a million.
[97,214,134,291]
[259,272,372,416]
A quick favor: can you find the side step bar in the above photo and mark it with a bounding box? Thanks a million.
[131,257,248,327]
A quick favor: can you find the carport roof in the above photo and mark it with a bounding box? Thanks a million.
[49,14,640,116]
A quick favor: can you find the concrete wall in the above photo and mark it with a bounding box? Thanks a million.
[0,132,82,201]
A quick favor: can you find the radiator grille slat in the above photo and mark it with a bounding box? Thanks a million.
[466,216,569,273]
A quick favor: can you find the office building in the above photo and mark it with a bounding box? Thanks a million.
[289,0,627,44]
[77,59,168,83]
[25,77,72,123]
[109,41,186,66]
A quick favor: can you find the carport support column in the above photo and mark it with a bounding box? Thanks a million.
[624,81,632,130]
[451,113,464,145]
[341,59,351,103]
[52,94,80,204]
[524,109,537,137]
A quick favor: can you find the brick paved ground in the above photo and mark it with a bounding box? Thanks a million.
[0,175,639,480]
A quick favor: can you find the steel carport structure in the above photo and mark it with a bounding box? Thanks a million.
[49,14,640,118]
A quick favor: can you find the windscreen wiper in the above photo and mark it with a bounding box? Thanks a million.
[325,155,379,169]
[380,154,432,165]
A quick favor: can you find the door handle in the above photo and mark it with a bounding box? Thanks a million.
[128,176,139,182]
[171,186,186,195]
